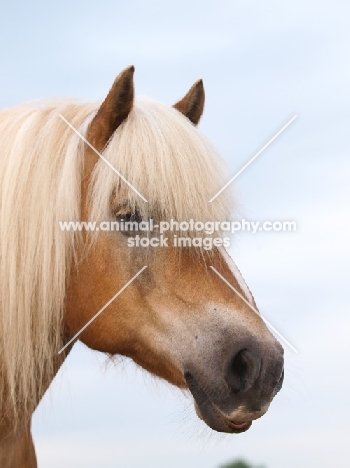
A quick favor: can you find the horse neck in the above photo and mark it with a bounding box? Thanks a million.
[0,340,73,467]
[0,423,37,468]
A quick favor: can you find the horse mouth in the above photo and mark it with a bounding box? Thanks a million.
[224,419,252,431]
[184,371,252,434]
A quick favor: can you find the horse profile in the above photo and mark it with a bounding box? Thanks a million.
[0,66,284,467]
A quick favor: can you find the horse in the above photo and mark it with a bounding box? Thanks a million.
[0,66,284,467]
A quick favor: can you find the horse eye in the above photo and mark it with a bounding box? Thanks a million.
[116,210,142,224]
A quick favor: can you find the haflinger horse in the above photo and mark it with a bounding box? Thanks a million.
[0,66,284,467]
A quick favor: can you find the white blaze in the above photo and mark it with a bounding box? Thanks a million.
[219,248,255,306]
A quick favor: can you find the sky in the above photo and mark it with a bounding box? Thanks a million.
[1,1,350,467]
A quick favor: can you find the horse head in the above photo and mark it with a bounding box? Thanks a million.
[64,66,284,434]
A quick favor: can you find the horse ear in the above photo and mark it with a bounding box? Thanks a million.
[173,79,205,125]
[88,66,135,150]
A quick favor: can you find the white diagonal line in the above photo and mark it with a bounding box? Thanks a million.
[210,266,297,353]
[59,114,148,203]
[209,115,297,202]
[58,266,147,354]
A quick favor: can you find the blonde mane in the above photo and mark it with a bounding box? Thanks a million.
[90,98,233,226]
[0,97,233,425]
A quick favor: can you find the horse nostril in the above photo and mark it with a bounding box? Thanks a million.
[225,348,261,394]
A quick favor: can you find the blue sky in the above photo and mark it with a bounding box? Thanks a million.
[2,1,350,467]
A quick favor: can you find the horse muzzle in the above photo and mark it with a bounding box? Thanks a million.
[184,339,284,434]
